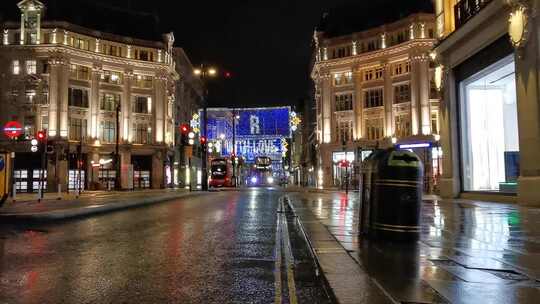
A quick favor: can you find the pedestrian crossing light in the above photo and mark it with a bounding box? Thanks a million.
[200,136,207,145]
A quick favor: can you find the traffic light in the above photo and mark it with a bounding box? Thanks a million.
[199,136,207,146]
[180,123,189,146]
[37,130,46,141]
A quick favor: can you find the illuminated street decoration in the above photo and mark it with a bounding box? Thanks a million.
[206,107,292,164]
[190,113,200,134]
[290,111,301,132]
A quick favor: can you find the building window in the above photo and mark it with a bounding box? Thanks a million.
[103,44,122,57]
[336,120,353,143]
[100,70,122,84]
[26,60,36,74]
[135,49,153,61]
[72,37,89,50]
[133,74,153,88]
[375,68,384,79]
[12,60,20,75]
[25,90,36,103]
[70,64,90,80]
[132,96,151,114]
[41,116,49,130]
[460,55,519,193]
[68,87,89,108]
[364,69,374,81]
[431,111,439,134]
[395,113,411,138]
[132,123,152,144]
[100,120,116,143]
[100,92,120,111]
[69,118,87,140]
[333,72,353,86]
[364,89,383,108]
[335,93,353,111]
[394,84,410,103]
[405,61,411,73]
[365,117,384,140]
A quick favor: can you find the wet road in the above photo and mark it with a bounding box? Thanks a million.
[0,189,329,304]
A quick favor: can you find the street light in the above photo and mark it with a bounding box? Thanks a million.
[194,64,218,191]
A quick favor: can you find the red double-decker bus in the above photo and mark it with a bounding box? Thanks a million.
[209,157,234,187]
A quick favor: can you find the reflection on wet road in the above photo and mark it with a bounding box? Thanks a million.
[289,192,540,304]
[0,190,328,304]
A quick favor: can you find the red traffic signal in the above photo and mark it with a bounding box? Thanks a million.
[180,123,189,134]
[224,71,232,78]
[36,130,46,141]
[339,160,350,168]
[199,136,207,145]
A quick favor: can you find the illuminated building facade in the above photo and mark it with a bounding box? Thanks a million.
[0,0,177,192]
[311,12,441,189]
[433,0,540,205]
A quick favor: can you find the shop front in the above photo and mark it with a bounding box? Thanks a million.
[434,0,540,204]
[132,155,152,189]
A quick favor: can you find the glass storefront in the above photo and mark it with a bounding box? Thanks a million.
[332,151,354,187]
[459,55,519,193]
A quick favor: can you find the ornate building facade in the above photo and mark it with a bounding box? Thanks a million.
[311,12,441,189]
[433,0,540,205]
[0,0,178,192]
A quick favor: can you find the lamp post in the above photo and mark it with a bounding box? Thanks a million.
[232,109,239,187]
[194,65,217,191]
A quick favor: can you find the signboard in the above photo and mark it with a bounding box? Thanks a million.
[3,121,23,139]
[0,153,9,206]
[235,108,291,137]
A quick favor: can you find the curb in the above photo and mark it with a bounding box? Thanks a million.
[282,196,339,304]
[0,191,208,223]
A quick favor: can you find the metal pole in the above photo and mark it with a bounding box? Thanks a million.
[115,103,121,190]
[11,152,15,200]
[232,108,236,187]
[39,139,46,201]
[201,65,209,191]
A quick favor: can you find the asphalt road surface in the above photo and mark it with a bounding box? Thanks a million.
[0,189,330,304]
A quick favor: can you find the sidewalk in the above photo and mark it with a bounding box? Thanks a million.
[0,188,205,222]
[286,192,540,304]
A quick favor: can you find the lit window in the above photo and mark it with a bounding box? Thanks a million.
[12,60,20,75]
[26,60,37,74]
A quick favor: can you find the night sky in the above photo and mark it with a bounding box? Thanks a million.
[0,0,433,108]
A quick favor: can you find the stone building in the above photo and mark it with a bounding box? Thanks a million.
[0,0,178,192]
[172,47,204,188]
[433,0,540,205]
[311,9,441,190]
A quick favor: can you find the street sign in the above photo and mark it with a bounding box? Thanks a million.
[3,121,23,138]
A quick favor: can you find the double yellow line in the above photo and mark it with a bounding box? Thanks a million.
[274,199,298,304]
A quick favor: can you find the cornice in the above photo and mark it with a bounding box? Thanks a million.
[3,44,173,71]
[313,40,434,71]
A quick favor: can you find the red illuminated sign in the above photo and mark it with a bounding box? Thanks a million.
[3,121,23,138]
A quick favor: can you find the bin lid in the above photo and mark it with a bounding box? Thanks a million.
[387,150,421,168]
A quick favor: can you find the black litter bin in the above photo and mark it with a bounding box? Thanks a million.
[370,148,423,241]
[359,149,384,235]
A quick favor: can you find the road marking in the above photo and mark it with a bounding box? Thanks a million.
[274,211,283,304]
[282,204,298,304]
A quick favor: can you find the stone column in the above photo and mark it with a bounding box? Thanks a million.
[383,62,394,137]
[515,3,540,206]
[152,150,164,189]
[321,75,332,143]
[47,58,60,137]
[418,53,431,135]
[58,59,69,139]
[120,148,132,189]
[153,74,167,144]
[439,67,460,198]
[353,68,363,139]
[122,70,133,143]
[409,55,420,135]
[90,65,101,139]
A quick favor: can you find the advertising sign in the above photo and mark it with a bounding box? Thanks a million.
[3,121,23,139]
